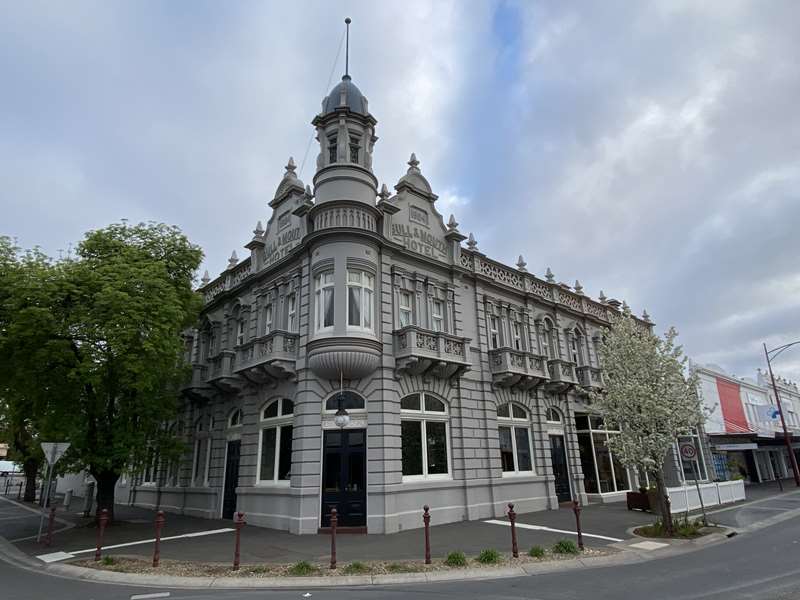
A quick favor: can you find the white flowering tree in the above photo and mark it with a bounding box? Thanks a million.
[591,310,703,534]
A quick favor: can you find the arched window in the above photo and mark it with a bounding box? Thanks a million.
[325,391,366,412]
[257,399,294,483]
[228,408,243,429]
[546,407,562,423]
[400,393,450,479]
[192,416,212,487]
[571,328,585,366]
[497,403,534,474]
[543,318,556,360]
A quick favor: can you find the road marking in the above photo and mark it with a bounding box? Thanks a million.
[738,506,787,511]
[36,551,76,563]
[628,541,669,551]
[483,519,623,542]
[130,593,170,600]
[67,527,235,556]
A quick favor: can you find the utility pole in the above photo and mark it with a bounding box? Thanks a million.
[764,343,800,487]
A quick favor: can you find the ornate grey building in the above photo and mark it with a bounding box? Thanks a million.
[129,69,655,534]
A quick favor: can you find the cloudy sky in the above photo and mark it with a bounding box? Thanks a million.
[2,1,799,382]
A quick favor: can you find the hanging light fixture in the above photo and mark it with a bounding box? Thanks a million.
[334,371,351,429]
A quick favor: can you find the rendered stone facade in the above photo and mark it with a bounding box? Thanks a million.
[128,71,657,534]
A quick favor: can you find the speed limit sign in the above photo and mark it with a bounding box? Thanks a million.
[679,441,697,461]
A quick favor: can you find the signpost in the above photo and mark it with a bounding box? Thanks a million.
[36,442,70,543]
[679,441,708,526]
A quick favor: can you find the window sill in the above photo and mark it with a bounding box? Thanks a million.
[253,480,291,489]
[401,474,452,483]
[501,471,538,478]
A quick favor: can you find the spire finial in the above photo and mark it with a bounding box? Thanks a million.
[285,156,296,176]
[574,280,584,295]
[467,232,478,250]
[447,214,459,231]
[517,255,527,272]
[201,270,210,285]
[408,153,420,172]
[378,183,391,202]
[545,267,555,283]
[345,17,351,78]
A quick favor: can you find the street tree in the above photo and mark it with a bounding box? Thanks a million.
[591,309,703,534]
[0,223,202,519]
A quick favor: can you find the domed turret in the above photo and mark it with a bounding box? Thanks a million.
[321,75,369,117]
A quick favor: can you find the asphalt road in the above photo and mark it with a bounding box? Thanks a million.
[2,499,799,600]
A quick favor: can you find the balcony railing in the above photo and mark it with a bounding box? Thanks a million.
[234,330,299,384]
[488,348,548,389]
[206,350,243,393]
[546,358,578,391]
[576,365,604,392]
[394,326,471,379]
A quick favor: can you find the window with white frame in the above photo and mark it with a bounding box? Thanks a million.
[512,320,523,351]
[257,399,294,483]
[286,293,297,332]
[400,393,450,479]
[228,408,243,429]
[347,269,374,331]
[489,308,500,349]
[543,319,556,359]
[571,329,585,365]
[142,446,159,485]
[315,271,335,331]
[497,403,534,474]
[575,414,630,494]
[546,407,562,423]
[398,291,413,328]
[431,298,444,332]
[263,303,273,335]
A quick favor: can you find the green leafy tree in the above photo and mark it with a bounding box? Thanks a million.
[0,223,202,518]
[591,310,703,535]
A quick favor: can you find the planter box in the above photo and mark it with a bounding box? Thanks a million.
[626,491,651,512]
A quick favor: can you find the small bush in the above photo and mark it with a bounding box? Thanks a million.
[342,561,370,575]
[552,539,579,555]
[445,551,468,567]
[476,548,502,564]
[101,555,116,566]
[288,560,318,576]
[528,545,545,558]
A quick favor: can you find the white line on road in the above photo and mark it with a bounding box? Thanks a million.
[69,527,235,555]
[483,519,623,542]
[130,593,170,600]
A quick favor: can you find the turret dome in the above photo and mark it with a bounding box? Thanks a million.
[321,75,369,116]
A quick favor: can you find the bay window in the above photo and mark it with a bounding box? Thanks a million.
[347,269,374,331]
[399,291,413,327]
[431,299,444,332]
[257,399,294,483]
[315,271,335,331]
[401,393,450,480]
[497,403,534,474]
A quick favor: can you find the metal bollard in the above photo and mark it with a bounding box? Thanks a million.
[4,479,8,495]
[232,512,245,570]
[664,496,673,536]
[44,507,56,547]
[572,500,584,551]
[423,505,431,565]
[329,508,338,570]
[17,481,23,500]
[94,509,109,561]
[152,511,165,567]
[508,503,519,558]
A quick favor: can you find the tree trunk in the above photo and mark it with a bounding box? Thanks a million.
[94,471,120,523]
[22,459,39,503]
[653,468,674,536]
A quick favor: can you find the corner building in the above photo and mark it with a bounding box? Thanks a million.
[141,72,653,534]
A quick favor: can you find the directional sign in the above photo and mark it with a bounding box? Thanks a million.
[40,442,70,466]
[679,441,697,461]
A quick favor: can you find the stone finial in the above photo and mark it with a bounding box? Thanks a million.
[447,214,459,231]
[253,220,264,236]
[467,232,478,250]
[305,184,314,198]
[378,183,391,202]
[228,251,238,269]
[574,280,583,295]
[598,290,607,303]
[285,156,297,177]
[517,255,527,272]
[545,267,555,283]
[201,270,210,285]
[407,153,420,172]
[642,309,651,322]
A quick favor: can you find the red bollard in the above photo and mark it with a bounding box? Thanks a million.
[152,511,165,567]
[329,508,338,570]
[508,503,519,558]
[94,509,109,561]
[232,511,245,570]
[423,505,431,565]
[44,506,56,547]
[572,500,584,551]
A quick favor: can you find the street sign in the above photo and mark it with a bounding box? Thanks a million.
[40,442,70,466]
[679,441,697,461]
